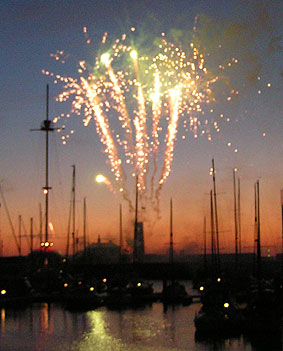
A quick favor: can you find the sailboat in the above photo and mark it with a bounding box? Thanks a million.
[28,85,67,301]
[242,181,282,336]
[194,161,244,336]
[161,198,192,305]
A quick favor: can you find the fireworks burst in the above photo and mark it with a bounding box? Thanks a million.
[43,26,241,216]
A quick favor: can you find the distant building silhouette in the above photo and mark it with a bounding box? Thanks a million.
[85,237,120,264]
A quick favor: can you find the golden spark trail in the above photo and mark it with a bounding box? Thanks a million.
[102,54,135,163]
[96,174,134,210]
[156,87,181,206]
[131,51,149,192]
[96,174,116,193]
[150,72,162,200]
[135,85,148,191]
[80,77,125,185]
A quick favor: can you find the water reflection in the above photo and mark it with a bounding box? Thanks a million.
[77,306,179,351]
[1,308,5,332]
[40,303,50,332]
[77,303,240,351]
[0,296,280,350]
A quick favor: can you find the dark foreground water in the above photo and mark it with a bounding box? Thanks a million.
[0,282,282,351]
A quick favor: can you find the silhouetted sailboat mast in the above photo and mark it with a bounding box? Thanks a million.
[66,165,77,257]
[281,188,283,272]
[255,180,262,290]
[31,85,60,249]
[83,197,87,253]
[43,86,52,247]
[30,217,33,254]
[169,197,175,285]
[0,185,20,254]
[203,216,207,272]
[212,159,220,271]
[238,178,241,255]
[233,168,239,270]
[169,198,173,266]
[210,189,216,273]
[39,203,43,246]
[119,203,123,261]
[18,215,22,256]
[71,165,76,255]
[133,175,139,263]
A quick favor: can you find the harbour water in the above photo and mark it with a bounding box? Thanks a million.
[0,282,281,351]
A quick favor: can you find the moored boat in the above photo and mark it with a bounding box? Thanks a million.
[161,280,192,305]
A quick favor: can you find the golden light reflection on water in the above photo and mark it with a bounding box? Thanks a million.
[0,300,263,351]
[1,308,5,332]
[0,282,259,351]
[75,306,185,351]
[40,303,51,333]
[73,310,122,350]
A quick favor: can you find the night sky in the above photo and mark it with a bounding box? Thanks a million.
[1,0,282,257]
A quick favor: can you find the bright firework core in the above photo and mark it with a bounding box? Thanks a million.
[96,174,107,183]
